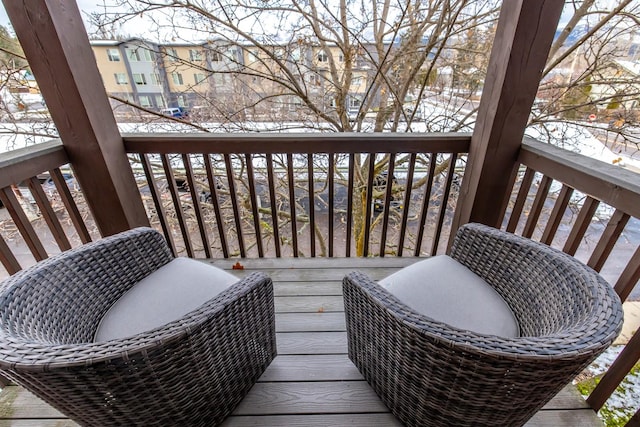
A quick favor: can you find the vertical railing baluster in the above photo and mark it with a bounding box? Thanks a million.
[587,328,640,411]
[614,245,640,302]
[415,153,437,257]
[588,209,629,272]
[245,153,264,258]
[398,153,416,257]
[49,168,92,244]
[540,184,574,245]
[140,154,176,256]
[0,232,21,274]
[162,154,194,257]
[379,153,396,257]
[286,154,298,257]
[224,154,245,258]
[328,153,334,258]
[183,154,211,258]
[27,176,71,251]
[506,167,535,233]
[496,164,520,226]
[307,153,316,257]
[563,196,599,256]
[346,153,355,257]
[0,187,48,261]
[363,154,376,257]
[204,154,229,258]
[266,154,281,257]
[431,153,458,256]
[522,175,552,238]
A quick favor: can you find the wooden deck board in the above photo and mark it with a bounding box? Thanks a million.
[0,258,602,426]
[275,295,345,313]
[276,332,348,354]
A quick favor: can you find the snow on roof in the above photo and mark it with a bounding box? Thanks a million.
[89,40,122,46]
[615,60,640,77]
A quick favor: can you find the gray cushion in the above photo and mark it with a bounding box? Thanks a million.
[379,255,519,337]
[94,258,238,342]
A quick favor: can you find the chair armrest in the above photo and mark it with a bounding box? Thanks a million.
[343,264,621,359]
[0,227,173,344]
[0,272,276,372]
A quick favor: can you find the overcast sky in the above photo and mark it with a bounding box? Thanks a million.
[0,1,582,42]
[0,1,140,37]
[0,0,105,30]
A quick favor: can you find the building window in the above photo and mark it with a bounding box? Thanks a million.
[150,73,161,85]
[172,72,184,85]
[317,51,328,62]
[114,73,128,85]
[177,95,186,107]
[194,73,206,84]
[127,48,154,62]
[107,49,120,62]
[138,95,152,108]
[166,48,179,60]
[211,51,221,62]
[351,76,363,85]
[309,74,321,86]
[155,95,165,108]
[339,53,344,62]
[288,96,302,111]
[133,73,147,85]
[189,49,202,61]
[349,97,361,109]
[248,50,260,62]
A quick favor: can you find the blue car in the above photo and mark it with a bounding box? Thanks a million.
[161,107,189,118]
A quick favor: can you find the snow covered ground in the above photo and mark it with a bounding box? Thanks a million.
[577,345,640,425]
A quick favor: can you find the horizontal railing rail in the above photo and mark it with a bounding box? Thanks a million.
[122,132,472,154]
[124,133,471,259]
[0,140,94,277]
[504,136,640,423]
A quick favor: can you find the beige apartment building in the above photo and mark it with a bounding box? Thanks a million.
[91,40,133,100]
[89,38,374,119]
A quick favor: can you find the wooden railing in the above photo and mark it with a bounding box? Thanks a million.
[0,140,94,277]
[503,137,640,422]
[0,134,638,421]
[123,133,471,259]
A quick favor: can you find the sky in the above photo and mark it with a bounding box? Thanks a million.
[0,1,142,37]
[0,1,102,29]
[0,1,582,42]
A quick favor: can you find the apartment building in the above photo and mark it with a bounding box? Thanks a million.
[92,39,170,110]
[89,38,376,119]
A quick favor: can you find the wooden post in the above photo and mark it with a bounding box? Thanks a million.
[449,0,565,246]
[3,0,149,236]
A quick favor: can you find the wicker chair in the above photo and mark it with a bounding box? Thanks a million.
[0,227,276,427]
[343,223,623,427]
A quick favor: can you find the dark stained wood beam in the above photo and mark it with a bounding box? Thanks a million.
[450,0,565,244]
[3,0,149,236]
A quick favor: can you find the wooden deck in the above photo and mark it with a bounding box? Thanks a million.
[0,258,602,426]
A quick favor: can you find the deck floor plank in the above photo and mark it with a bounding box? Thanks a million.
[276,332,348,355]
[258,355,362,382]
[222,413,404,427]
[275,295,345,313]
[275,281,342,296]
[0,258,601,426]
[233,381,389,415]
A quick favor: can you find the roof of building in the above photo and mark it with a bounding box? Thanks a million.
[615,60,640,76]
